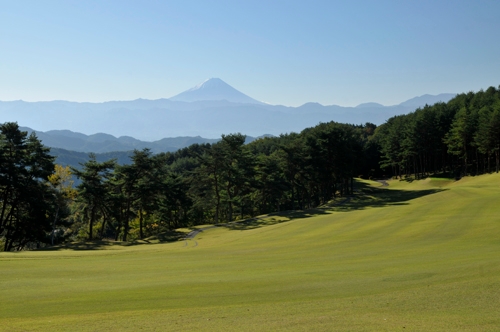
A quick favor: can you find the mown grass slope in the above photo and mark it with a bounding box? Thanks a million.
[1,174,500,331]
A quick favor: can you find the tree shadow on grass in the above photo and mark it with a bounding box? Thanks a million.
[142,230,186,244]
[222,181,447,231]
[41,230,186,251]
[324,181,447,213]
[41,240,123,251]
[222,209,331,231]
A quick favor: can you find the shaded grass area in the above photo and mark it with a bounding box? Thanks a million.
[41,240,123,251]
[221,179,446,231]
[222,210,330,231]
[43,230,188,251]
[328,180,446,212]
[142,230,187,243]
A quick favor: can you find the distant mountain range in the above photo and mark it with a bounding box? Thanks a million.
[19,126,271,154]
[0,78,456,141]
[49,148,135,170]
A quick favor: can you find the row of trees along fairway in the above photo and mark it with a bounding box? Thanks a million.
[1,85,499,249]
[67,122,376,242]
[376,86,500,179]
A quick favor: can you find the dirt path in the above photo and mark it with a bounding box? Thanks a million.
[376,179,389,187]
[183,225,220,247]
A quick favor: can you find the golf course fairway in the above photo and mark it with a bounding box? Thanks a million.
[1,174,500,331]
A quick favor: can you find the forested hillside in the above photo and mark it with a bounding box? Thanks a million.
[377,86,500,178]
[67,121,375,243]
[0,86,498,250]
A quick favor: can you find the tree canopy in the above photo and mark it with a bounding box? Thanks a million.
[0,123,60,251]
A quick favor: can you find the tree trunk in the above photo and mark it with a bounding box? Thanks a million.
[496,149,499,173]
[100,208,108,239]
[114,209,122,241]
[139,208,144,239]
[51,206,59,245]
[123,200,131,241]
[214,173,220,224]
[89,205,96,241]
[227,189,233,223]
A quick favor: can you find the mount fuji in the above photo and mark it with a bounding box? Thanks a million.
[0,78,456,141]
[169,78,263,104]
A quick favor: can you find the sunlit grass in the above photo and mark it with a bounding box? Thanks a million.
[1,174,500,331]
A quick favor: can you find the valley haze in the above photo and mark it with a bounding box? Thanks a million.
[0,78,455,141]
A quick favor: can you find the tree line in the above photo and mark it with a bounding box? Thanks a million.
[376,86,500,178]
[68,121,375,243]
[0,121,375,249]
[1,85,499,250]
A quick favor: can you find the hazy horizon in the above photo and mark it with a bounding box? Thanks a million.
[0,82,457,108]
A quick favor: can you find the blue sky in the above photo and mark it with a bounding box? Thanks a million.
[1,0,499,106]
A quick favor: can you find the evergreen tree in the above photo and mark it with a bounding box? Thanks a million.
[72,154,115,241]
[0,123,58,251]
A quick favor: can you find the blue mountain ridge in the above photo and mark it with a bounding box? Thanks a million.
[0,78,456,141]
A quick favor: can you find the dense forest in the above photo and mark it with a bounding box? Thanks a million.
[1,86,499,251]
[377,86,500,178]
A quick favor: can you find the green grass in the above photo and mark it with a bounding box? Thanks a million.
[2,174,500,331]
